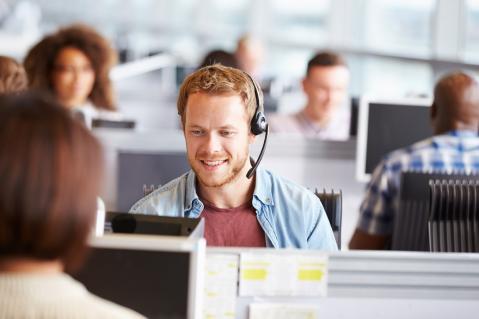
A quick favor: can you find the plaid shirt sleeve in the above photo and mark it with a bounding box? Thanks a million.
[357,158,400,236]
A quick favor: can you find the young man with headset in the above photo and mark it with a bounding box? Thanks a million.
[130,64,337,250]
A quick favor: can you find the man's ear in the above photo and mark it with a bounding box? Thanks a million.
[301,77,308,93]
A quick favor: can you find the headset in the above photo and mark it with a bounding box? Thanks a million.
[244,72,269,179]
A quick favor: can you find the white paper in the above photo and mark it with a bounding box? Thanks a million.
[203,254,239,319]
[239,253,328,297]
[249,303,319,319]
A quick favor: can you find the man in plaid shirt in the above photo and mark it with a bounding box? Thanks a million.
[350,72,479,249]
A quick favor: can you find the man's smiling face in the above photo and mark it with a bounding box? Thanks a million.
[184,92,253,188]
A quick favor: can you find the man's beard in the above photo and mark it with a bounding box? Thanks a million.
[190,152,249,188]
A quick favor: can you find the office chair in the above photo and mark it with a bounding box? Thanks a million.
[315,189,342,249]
[391,171,479,251]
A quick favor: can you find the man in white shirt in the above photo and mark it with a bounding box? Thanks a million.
[269,51,351,140]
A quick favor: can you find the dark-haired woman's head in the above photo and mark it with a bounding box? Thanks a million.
[0,92,104,271]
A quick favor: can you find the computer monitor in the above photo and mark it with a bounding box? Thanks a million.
[117,151,190,211]
[73,234,205,319]
[356,98,433,182]
[104,211,204,238]
[92,118,136,129]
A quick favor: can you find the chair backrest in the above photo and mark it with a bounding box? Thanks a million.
[392,171,479,251]
[315,189,342,249]
[349,96,359,137]
[428,179,479,252]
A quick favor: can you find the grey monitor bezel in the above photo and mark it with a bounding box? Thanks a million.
[88,234,206,319]
[355,97,432,183]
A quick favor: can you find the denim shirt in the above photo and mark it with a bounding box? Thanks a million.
[130,167,338,251]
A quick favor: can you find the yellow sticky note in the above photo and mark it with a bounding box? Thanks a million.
[243,268,268,280]
[297,269,324,281]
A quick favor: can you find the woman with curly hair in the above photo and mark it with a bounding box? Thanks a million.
[24,24,120,127]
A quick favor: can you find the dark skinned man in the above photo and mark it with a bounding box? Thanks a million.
[350,72,479,250]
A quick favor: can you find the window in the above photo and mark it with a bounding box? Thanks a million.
[358,56,433,98]
[266,0,331,45]
[265,46,313,78]
[194,0,251,43]
[465,0,479,62]
[363,0,436,57]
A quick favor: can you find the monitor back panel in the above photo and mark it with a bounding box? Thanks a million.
[74,247,190,318]
[105,212,200,237]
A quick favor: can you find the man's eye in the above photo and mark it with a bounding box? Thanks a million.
[221,131,234,137]
[191,130,203,136]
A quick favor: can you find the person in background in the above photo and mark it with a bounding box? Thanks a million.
[24,24,120,127]
[0,93,144,318]
[199,49,239,69]
[0,55,27,95]
[268,51,351,140]
[349,72,479,250]
[235,34,264,78]
[130,64,337,250]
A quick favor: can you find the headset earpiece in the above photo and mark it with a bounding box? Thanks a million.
[251,111,267,135]
[245,72,268,135]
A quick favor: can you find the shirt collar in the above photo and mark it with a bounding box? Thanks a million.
[184,167,275,209]
[446,129,478,138]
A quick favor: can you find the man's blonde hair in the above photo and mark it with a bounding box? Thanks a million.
[177,64,262,128]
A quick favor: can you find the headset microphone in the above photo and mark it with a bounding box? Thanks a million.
[246,124,269,179]
[244,72,268,179]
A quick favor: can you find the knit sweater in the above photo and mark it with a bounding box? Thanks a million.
[0,272,145,319]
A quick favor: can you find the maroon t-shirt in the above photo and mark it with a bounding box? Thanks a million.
[199,199,266,247]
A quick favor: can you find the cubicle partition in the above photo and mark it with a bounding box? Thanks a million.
[85,175,479,319]
[76,231,479,319]
[205,248,479,319]
[94,129,187,211]
[117,151,190,211]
